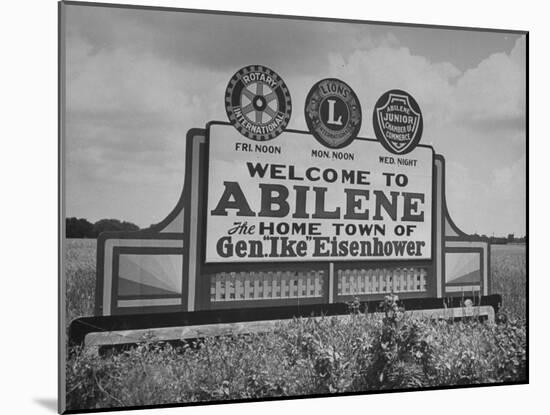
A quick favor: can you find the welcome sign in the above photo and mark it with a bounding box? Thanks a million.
[206,124,433,263]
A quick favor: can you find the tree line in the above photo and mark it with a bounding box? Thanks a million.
[468,233,527,244]
[66,217,140,238]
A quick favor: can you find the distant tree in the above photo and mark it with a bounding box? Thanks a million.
[66,217,94,238]
[92,219,140,237]
[489,236,507,244]
[507,233,515,242]
[468,233,491,242]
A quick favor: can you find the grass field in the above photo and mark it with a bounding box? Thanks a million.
[64,239,527,411]
[65,238,96,325]
[491,244,527,320]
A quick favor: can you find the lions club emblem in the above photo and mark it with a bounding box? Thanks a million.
[373,89,423,155]
[304,78,362,149]
[225,65,292,141]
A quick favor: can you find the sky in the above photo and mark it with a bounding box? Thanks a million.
[63,4,527,236]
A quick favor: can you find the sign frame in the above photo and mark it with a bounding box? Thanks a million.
[86,121,493,322]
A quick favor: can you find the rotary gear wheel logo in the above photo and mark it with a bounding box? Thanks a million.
[225,65,292,141]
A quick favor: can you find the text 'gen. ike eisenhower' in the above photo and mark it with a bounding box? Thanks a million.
[209,162,428,260]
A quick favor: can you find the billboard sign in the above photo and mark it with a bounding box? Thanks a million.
[205,124,433,263]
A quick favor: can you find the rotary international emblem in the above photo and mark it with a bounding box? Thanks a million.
[372,89,423,155]
[225,65,292,141]
[304,78,362,149]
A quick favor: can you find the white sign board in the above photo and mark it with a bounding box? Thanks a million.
[206,124,433,263]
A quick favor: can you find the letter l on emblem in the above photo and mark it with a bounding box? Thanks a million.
[327,99,343,125]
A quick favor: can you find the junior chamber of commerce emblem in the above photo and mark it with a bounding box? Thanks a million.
[373,89,423,154]
[225,65,292,141]
[304,78,362,149]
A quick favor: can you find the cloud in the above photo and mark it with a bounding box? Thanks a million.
[67,36,228,117]
[326,36,526,141]
[321,38,526,236]
[66,5,398,75]
[65,30,229,185]
[327,46,461,139]
[452,37,526,126]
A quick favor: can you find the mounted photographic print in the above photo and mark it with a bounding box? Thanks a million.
[58,1,528,413]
